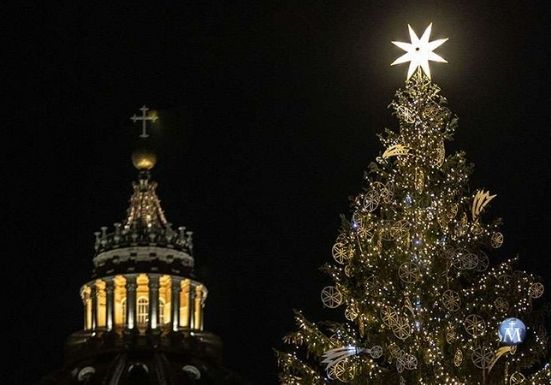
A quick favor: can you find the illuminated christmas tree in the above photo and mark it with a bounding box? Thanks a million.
[277,24,550,385]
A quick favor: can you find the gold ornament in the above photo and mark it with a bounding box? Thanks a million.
[454,349,463,367]
[529,282,544,299]
[437,210,449,229]
[332,242,352,265]
[451,249,478,270]
[450,203,459,220]
[441,246,456,261]
[357,224,374,240]
[446,325,457,344]
[441,289,461,312]
[351,211,362,224]
[403,296,415,317]
[491,232,504,248]
[475,251,489,272]
[388,343,400,359]
[471,221,484,235]
[439,202,460,230]
[356,220,375,239]
[328,360,354,382]
[363,189,380,212]
[395,105,416,124]
[434,140,446,167]
[422,102,439,120]
[510,371,526,385]
[398,262,420,283]
[354,214,375,239]
[368,345,383,359]
[345,303,359,321]
[321,286,343,308]
[390,219,410,240]
[472,190,497,222]
[401,353,418,370]
[395,349,406,370]
[365,275,377,292]
[454,213,469,238]
[328,333,341,348]
[337,362,356,383]
[464,314,486,337]
[396,357,404,373]
[383,144,409,159]
[494,297,510,313]
[372,181,394,204]
[460,251,479,270]
[344,265,353,277]
[471,345,494,369]
[381,307,400,327]
[392,317,412,340]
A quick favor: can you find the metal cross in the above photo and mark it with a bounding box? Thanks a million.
[130,105,158,138]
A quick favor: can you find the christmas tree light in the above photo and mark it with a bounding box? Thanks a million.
[277,24,550,385]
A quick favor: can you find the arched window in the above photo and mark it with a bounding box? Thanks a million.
[137,297,149,324]
[159,299,165,325]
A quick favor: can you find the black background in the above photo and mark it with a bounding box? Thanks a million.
[7,1,551,384]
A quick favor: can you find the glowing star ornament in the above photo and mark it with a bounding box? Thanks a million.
[391,23,448,80]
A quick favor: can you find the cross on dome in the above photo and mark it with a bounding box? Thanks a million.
[130,105,158,138]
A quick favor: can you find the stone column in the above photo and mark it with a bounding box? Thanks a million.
[148,274,160,330]
[105,277,115,331]
[195,287,204,331]
[170,277,182,331]
[82,288,89,330]
[125,275,137,330]
[188,283,195,330]
[90,284,98,331]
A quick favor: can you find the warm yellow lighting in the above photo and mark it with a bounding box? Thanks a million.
[131,148,157,170]
[391,23,447,79]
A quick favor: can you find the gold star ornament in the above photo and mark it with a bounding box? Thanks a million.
[391,23,448,80]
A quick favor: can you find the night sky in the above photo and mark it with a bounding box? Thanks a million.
[9,1,551,384]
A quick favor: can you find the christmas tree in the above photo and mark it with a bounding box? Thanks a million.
[277,24,550,385]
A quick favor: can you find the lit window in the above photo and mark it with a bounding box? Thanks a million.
[137,297,149,324]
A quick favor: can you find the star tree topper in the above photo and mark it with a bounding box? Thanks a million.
[391,23,448,80]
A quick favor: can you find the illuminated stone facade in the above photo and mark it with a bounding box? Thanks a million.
[40,160,243,384]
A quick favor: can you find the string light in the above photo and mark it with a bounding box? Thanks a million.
[276,70,549,384]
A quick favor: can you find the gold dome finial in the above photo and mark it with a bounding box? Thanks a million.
[131,147,157,170]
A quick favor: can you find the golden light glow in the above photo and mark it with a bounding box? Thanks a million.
[131,148,157,170]
[391,23,447,79]
[180,280,191,327]
[81,274,205,332]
